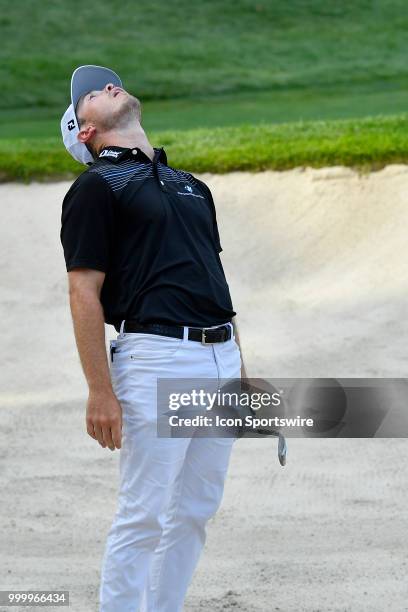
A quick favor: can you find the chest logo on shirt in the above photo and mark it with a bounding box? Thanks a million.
[176,184,204,199]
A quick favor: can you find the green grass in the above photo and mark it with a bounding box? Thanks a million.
[2,0,408,111]
[2,114,407,183]
[1,81,407,140]
[1,0,408,177]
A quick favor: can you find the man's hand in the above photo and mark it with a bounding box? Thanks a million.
[86,388,122,451]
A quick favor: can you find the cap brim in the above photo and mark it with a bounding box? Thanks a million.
[71,64,122,116]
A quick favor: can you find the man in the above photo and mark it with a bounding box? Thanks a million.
[60,65,246,612]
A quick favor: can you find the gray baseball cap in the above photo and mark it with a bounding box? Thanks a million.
[60,64,123,165]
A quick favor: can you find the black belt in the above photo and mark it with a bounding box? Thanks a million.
[121,321,233,344]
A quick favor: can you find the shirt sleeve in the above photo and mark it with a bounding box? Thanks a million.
[60,171,115,272]
[192,176,223,253]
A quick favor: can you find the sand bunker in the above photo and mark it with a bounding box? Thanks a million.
[1,166,408,611]
[205,165,408,379]
[2,164,407,407]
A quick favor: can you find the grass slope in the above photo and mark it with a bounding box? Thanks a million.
[1,114,407,182]
[2,0,408,110]
[1,0,408,130]
[1,0,407,177]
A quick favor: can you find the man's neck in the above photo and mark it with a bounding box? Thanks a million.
[97,124,155,161]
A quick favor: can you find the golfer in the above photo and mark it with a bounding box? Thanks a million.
[60,65,245,612]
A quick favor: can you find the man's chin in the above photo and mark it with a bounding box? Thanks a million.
[97,96,141,131]
[120,95,142,120]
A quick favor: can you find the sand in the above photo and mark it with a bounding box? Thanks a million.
[0,166,407,611]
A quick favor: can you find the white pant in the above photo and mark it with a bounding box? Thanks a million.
[99,323,242,612]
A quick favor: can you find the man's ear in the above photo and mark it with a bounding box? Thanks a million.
[77,124,96,145]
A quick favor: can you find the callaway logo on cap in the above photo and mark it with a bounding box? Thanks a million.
[60,65,123,166]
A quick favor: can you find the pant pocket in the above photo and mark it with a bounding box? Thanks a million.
[114,333,184,362]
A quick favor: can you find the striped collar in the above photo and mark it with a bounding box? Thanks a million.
[98,145,167,165]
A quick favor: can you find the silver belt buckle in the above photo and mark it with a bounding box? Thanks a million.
[201,326,217,345]
[201,324,228,345]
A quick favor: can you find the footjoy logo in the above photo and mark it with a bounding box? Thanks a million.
[99,149,121,158]
[184,184,193,192]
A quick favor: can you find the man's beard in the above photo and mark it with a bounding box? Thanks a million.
[98,93,142,131]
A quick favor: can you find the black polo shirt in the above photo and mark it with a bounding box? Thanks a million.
[60,145,236,332]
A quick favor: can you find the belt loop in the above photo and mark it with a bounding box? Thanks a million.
[182,326,189,343]
[229,322,234,339]
[119,319,126,337]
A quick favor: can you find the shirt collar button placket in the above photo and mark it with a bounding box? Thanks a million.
[153,157,165,189]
